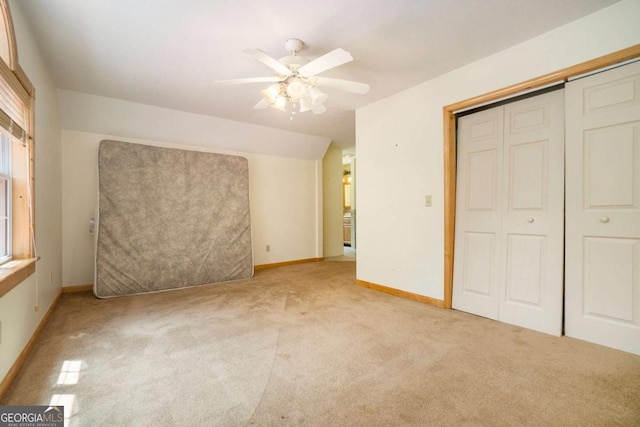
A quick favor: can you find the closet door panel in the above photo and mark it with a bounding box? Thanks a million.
[499,90,565,336]
[508,142,546,210]
[583,237,638,323]
[584,124,637,210]
[460,232,496,296]
[452,107,504,319]
[565,60,640,355]
[504,234,545,305]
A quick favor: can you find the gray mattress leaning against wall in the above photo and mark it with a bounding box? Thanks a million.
[95,140,253,298]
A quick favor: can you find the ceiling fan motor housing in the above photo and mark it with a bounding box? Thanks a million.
[285,38,304,54]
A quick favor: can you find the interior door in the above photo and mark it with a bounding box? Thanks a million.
[453,90,565,336]
[565,60,640,355]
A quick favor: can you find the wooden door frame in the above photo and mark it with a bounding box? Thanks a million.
[442,44,640,309]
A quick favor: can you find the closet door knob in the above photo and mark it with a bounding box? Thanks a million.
[527,217,534,223]
[600,216,610,223]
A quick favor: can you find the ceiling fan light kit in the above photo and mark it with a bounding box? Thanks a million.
[215,38,370,117]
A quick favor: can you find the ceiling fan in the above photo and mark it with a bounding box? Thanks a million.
[214,38,370,115]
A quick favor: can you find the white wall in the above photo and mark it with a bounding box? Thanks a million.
[0,1,62,381]
[356,0,640,300]
[322,145,344,258]
[62,129,324,286]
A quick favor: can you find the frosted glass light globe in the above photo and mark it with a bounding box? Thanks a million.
[285,78,307,100]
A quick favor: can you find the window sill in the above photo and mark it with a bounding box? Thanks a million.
[0,257,37,299]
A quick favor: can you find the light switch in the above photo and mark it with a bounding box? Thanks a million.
[425,195,432,207]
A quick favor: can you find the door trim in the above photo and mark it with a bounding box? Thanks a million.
[443,44,640,309]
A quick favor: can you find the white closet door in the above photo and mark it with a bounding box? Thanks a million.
[498,90,565,335]
[453,90,565,336]
[565,61,640,355]
[453,106,504,319]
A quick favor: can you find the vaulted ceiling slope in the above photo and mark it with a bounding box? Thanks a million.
[14,0,620,150]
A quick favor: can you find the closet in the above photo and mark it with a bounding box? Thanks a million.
[452,60,640,354]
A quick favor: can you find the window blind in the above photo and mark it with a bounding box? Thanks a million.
[0,58,28,140]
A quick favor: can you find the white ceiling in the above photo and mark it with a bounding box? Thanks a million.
[15,0,620,150]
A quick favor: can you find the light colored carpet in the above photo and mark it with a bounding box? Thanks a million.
[2,261,640,426]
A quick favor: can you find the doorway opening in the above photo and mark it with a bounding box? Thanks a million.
[343,151,356,260]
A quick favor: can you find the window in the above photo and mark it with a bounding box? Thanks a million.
[0,132,10,261]
[0,0,35,298]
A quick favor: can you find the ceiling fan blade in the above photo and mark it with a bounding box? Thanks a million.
[254,99,271,109]
[314,77,370,94]
[243,48,292,76]
[298,48,353,77]
[214,76,283,85]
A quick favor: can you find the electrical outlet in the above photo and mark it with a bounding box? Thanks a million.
[425,195,432,207]
[266,244,271,252]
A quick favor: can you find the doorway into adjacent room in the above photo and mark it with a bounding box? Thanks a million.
[343,153,356,260]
